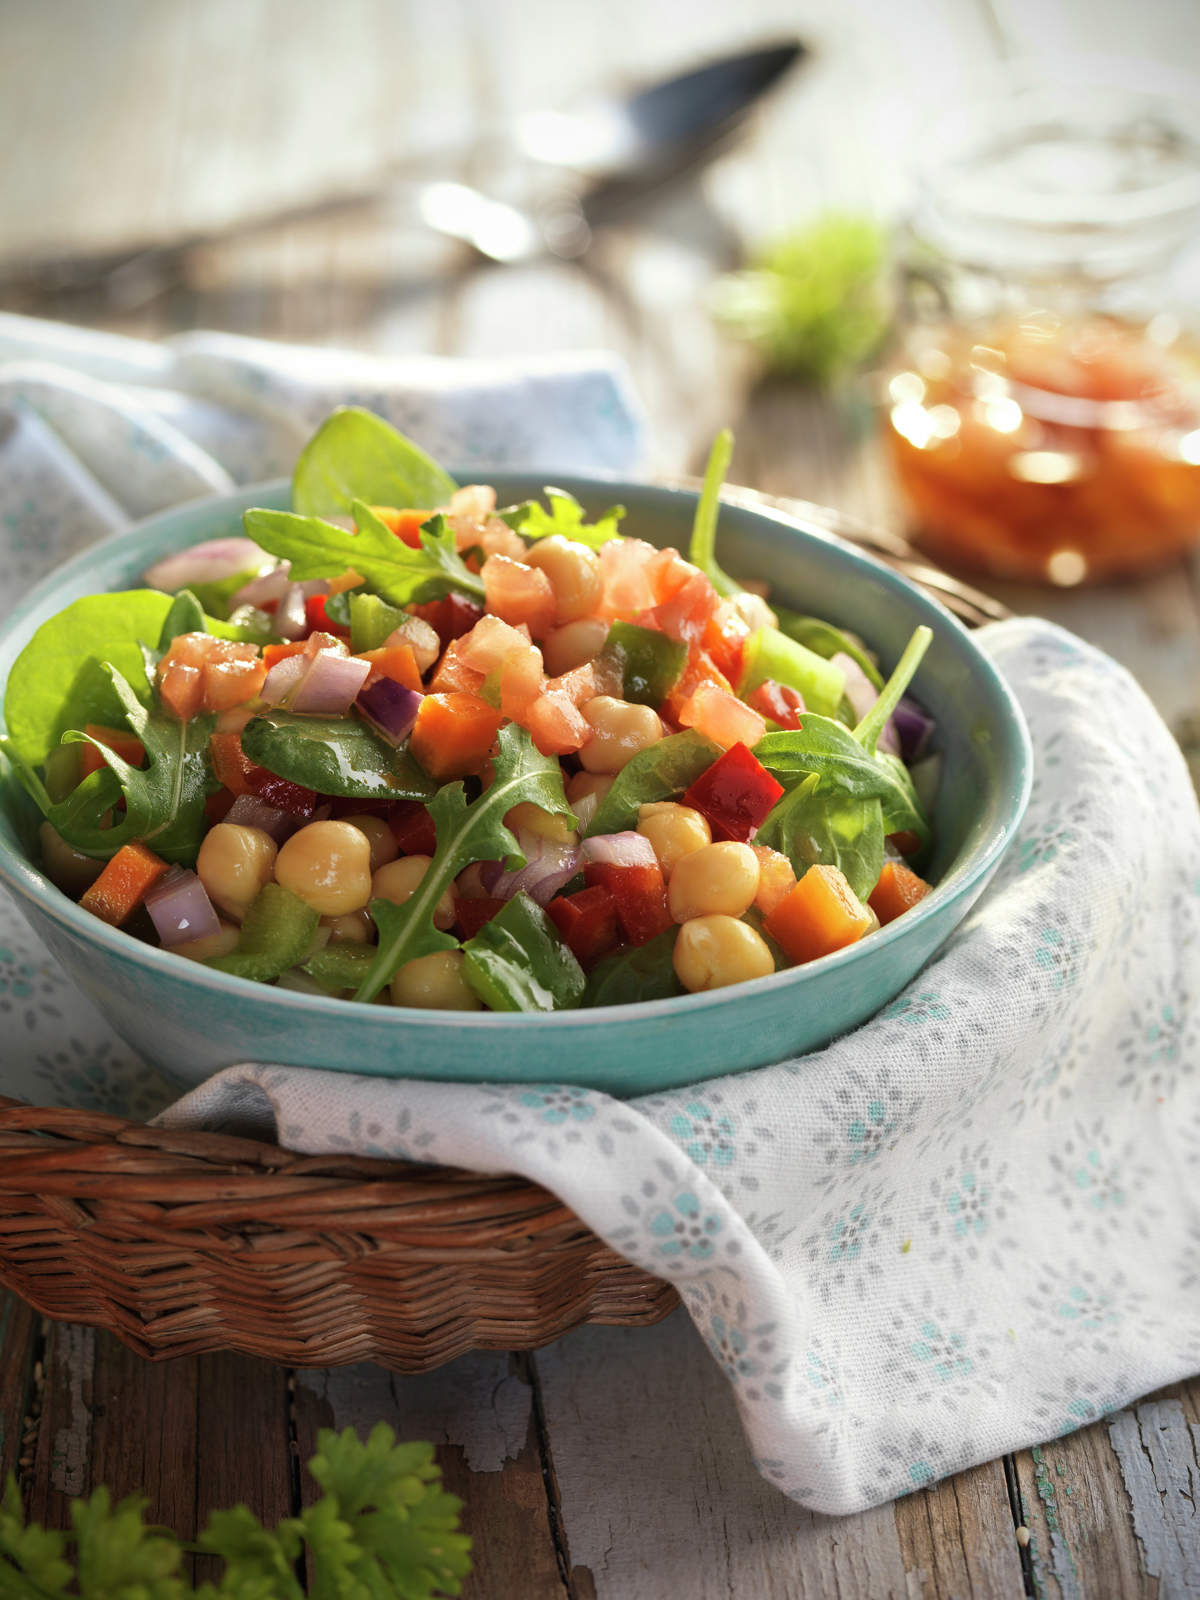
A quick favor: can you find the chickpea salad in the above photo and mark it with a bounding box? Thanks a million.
[1,408,940,1013]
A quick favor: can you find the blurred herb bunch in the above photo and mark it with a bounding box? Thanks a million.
[0,1424,471,1599]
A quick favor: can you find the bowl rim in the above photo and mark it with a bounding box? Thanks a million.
[0,473,1033,1029]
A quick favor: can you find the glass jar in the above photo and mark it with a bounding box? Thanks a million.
[882,64,1200,585]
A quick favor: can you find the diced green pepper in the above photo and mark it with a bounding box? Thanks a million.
[462,891,585,1012]
[604,622,688,707]
[207,883,319,983]
[349,591,409,654]
[738,627,845,718]
[302,943,375,992]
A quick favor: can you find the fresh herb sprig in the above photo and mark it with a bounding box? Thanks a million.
[0,1423,471,1599]
[501,487,625,549]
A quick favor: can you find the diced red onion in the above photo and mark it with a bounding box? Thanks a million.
[491,829,581,907]
[231,563,291,610]
[290,652,371,716]
[356,679,423,745]
[261,653,311,707]
[225,793,297,842]
[580,831,657,870]
[385,616,441,674]
[145,867,221,947]
[275,582,309,640]
[832,651,899,755]
[143,538,267,595]
[572,791,600,833]
[892,696,935,763]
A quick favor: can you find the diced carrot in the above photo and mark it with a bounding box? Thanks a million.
[676,683,766,751]
[764,864,874,965]
[79,724,145,780]
[327,569,365,596]
[410,692,504,780]
[368,507,431,547]
[209,731,254,796]
[79,841,169,927]
[481,554,557,638]
[868,860,932,925]
[751,845,796,917]
[262,640,308,670]
[358,644,422,692]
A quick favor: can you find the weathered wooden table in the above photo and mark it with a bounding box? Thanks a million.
[2,1,1199,1594]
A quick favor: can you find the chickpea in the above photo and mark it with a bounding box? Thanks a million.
[505,801,577,847]
[197,824,278,920]
[340,813,398,873]
[372,854,456,930]
[391,949,483,1010]
[578,696,662,774]
[543,617,609,677]
[323,909,373,944]
[524,536,602,623]
[173,921,241,962]
[668,842,760,923]
[274,820,372,917]
[637,802,711,879]
[673,914,775,993]
[566,770,615,806]
[39,823,103,895]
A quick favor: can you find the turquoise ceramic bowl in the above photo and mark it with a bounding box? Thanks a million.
[0,478,1031,1095]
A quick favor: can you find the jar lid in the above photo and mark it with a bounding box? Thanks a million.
[912,60,1200,280]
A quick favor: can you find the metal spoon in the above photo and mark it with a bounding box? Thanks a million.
[1,40,806,296]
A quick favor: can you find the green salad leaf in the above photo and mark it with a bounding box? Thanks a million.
[244,505,484,609]
[756,778,885,902]
[207,883,319,983]
[852,625,932,757]
[584,730,722,838]
[241,712,436,802]
[688,429,740,598]
[461,892,585,1011]
[502,487,625,549]
[754,713,929,842]
[348,591,409,653]
[355,723,575,1003]
[583,926,683,1007]
[292,405,459,520]
[772,608,883,689]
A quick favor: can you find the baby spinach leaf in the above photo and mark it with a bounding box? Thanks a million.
[755,714,929,843]
[240,712,436,802]
[502,488,625,549]
[688,429,740,597]
[585,730,722,838]
[755,776,885,903]
[243,504,484,608]
[772,608,883,689]
[291,405,458,520]
[583,927,682,1007]
[207,883,319,983]
[853,625,931,756]
[461,892,585,1012]
[156,589,207,651]
[355,723,575,1002]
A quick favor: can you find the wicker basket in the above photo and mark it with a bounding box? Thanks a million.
[0,520,1003,1372]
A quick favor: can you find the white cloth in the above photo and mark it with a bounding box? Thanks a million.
[2,317,1197,1514]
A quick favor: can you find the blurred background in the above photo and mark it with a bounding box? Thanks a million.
[1,0,1199,772]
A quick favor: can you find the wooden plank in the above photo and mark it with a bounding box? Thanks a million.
[25,1320,95,1530]
[0,1292,37,1485]
[1012,1377,1200,1599]
[89,1337,198,1546]
[293,1355,566,1598]
[533,1311,1023,1599]
[193,1353,294,1585]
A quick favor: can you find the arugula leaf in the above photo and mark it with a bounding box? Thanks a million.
[207,884,319,983]
[754,714,929,842]
[772,608,883,690]
[156,589,209,651]
[461,892,585,1011]
[585,730,722,838]
[502,488,624,549]
[355,723,574,1002]
[688,429,740,597]
[583,926,683,1007]
[241,712,436,802]
[244,504,484,608]
[755,776,885,902]
[291,405,458,520]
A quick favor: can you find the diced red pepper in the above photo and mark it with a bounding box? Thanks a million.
[204,789,236,825]
[702,610,748,687]
[305,593,349,637]
[209,731,254,796]
[389,800,438,856]
[682,742,785,843]
[748,679,805,730]
[411,593,485,648]
[210,730,317,816]
[583,861,672,947]
[547,884,621,966]
[454,895,509,940]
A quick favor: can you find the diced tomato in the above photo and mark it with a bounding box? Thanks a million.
[305,593,349,637]
[429,637,488,695]
[243,766,318,817]
[748,679,805,730]
[159,633,269,719]
[598,537,658,619]
[204,788,236,825]
[646,546,699,604]
[454,895,509,940]
[411,593,485,648]
[547,884,621,966]
[481,554,557,638]
[389,801,439,856]
[202,654,268,711]
[751,844,796,916]
[499,645,545,719]
[545,661,598,708]
[647,570,719,645]
[158,659,204,721]
[456,614,534,674]
[79,724,145,780]
[676,684,767,752]
[410,692,504,780]
[368,507,431,547]
[358,645,422,692]
[682,743,784,842]
[583,860,672,946]
[523,689,589,756]
[702,602,750,686]
[663,644,732,724]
